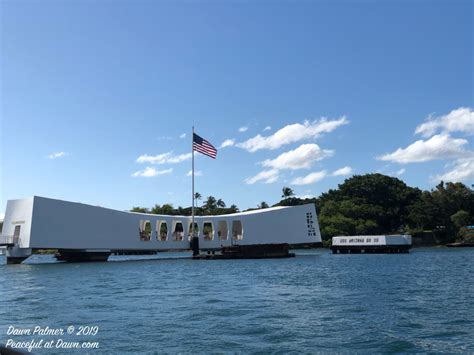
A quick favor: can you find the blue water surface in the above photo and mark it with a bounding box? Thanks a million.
[0,248,472,353]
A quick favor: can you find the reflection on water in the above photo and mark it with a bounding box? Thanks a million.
[0,248,473,353]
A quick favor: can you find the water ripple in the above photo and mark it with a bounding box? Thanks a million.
[0,248,473,353]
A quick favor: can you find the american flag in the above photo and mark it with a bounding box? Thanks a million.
[193,133,217,159]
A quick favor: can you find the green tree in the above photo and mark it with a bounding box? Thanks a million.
[151,204,161,214]
[281,187,294,199]
[203,196,217,211]
[451,210,471,230]
[131,200,241,217]
[194,192,202,203]
[151,204,174,215]
[430,182,474,228]
[408,191,439,230]
[408,182,474,242]
[162,204,174,214]
[217,198,226,208]
[258,201,269,209]
[131,207,149,213]
[317,174,421,239]
[230,204,239,212]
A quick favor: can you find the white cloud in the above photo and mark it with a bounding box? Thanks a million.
[377,134,469,163]
[245,143,334,185]
[263,126,272,131]
[136,152,192,164]
[291,171,327,185]
[244,169,279,185]
[179,133,187,139]
[186,170,202,177]
[384,168,406,177]
[332,166,353,176]
[262,144,334,170]
[435,156,474,182]
[236,116,348,152]
[415,107,474,137]
[238,126,248,133]
[46,151,66,159]
[219,139,235,148]
[132,167,173,178]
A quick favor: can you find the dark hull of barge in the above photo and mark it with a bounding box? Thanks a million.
[55,250,111,262]
[331,245,411,254]
[193,243,295,259]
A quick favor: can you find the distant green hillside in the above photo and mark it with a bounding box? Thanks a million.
[277,175,474,245]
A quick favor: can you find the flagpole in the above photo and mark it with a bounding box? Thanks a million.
[192,126,194,232]
[191,126,199,256]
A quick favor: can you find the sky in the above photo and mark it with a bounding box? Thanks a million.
[1,0,473,216]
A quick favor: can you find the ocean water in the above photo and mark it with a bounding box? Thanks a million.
[0,248,473,354]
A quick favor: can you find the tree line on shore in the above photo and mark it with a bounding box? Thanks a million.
[286,174,473,245]
[131,193,240,216]
[0,174,470,244]
[130,173,474,244]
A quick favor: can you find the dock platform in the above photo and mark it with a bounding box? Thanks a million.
[331,235,412,254]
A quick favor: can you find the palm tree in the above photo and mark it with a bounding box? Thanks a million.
[258,201,269,209]
[204,196,217,211]
[217,198,226,208]
[230,204,239,212]
[281,187,294,199]
[194,192,202,204]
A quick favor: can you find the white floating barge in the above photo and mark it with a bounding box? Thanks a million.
[0,196,322,264]
[331,235,412,254]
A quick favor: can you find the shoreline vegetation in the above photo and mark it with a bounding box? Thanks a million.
[0,174,472,249]
[129,174,474,248]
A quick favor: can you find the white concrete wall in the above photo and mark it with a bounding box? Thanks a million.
[2,196,321,251]
[332,235,411,246]
[1,197,34,248]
